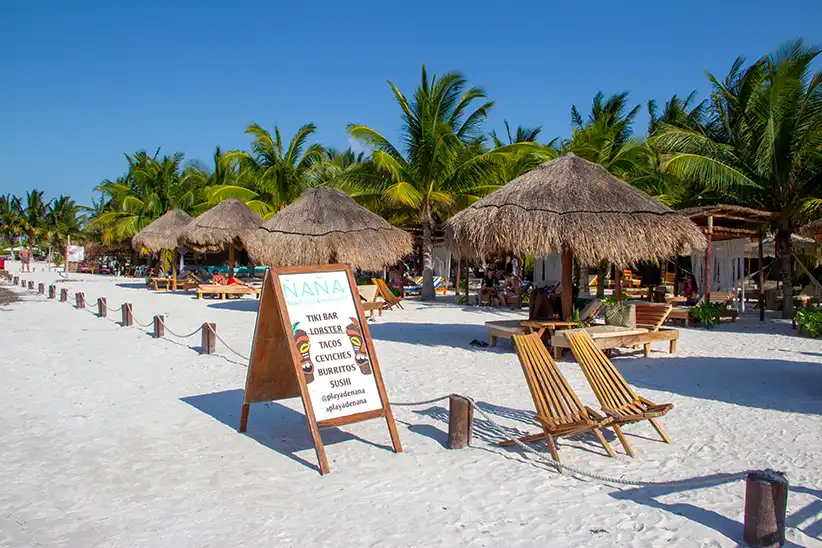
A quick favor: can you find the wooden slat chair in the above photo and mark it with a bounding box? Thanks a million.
[499,333,619,464]
[565,329,673,457]
[371,278,404,310]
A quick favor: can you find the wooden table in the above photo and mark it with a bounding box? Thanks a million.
[520,320,577,339]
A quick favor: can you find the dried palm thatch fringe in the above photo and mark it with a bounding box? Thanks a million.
[242,186,413,271]
[799,219,822,239]
[446,153,707,266]
[180,198,262,253]
[132,209,193,253]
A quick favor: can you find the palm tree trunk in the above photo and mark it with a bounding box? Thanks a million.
[421,221,435,300]
[775,229,794,319]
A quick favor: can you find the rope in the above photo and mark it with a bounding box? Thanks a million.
[157,317,203,339]
[131,314,154,328]
[390,393,751,487]
[212,331,250,362]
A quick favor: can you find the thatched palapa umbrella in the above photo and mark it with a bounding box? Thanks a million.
[180,198,262,278]
[132,208,194,290]
[447,154,706,320]
[242,186,412,271]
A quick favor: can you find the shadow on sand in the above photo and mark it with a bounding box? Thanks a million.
[181,389,391,473]
[205,299,260,312]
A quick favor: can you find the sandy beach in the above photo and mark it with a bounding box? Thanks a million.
[1,264,821,547]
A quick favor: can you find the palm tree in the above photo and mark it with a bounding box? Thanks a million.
[0,194,22,257]
[653,40,822,318]
[647,92,708,136]
[489,120,559,182]
[226,123,325,211]
[17,189,49,247]
[347,66,520,299]
[94,149,201,243]
[45,195,85,260]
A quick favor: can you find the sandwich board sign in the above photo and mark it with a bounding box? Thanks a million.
[239,264,402,474]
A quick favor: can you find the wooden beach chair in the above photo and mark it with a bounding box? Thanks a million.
[499,333,618,463]
[372,278,404,310]
[565,329,673,457]
[667,291,738,327]
[196,284,261,300]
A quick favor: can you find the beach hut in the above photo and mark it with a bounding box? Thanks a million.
[446,153,706,320]
[241,186,413,271]
[131,208,193,290]
[179,198,262,278]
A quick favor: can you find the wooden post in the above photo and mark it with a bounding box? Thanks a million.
[757,230,765,322]
[455,260,462,300]
[561,248,573,321]
[122,303,132,327]
[614,268,622,303]
[743,470,788,548]
[13,276,18,285]
[171,249,178,291]
[228,245,235,278]
[153,315,164,338]
[673,256,681,296]
[75,292,85,309]
[704,215,713,300]
[60,288,68,302]
[38,282,44,294]
[27,281,34,290]
[200,322,216,354]
[239,403,250,433]
[447,395,473,449]
[98,297,106,317]
[48,285,56,299]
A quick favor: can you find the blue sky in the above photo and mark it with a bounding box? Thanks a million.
[2,0,820,206]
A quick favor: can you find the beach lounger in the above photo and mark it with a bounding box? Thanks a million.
[551,303,678,358]
[196,284,261,300]
[486,320,528,347]
[668,291,738,327]
[372,278,404,310]
[565,329,673,456]
[403,275,448,296]
[498,333,617,464]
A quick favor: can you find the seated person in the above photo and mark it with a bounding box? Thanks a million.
[498,273,522,308]
[680,275,699,306]
[480,270,499,304]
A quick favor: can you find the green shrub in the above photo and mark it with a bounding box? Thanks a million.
[602,291,627,307]
[795,305,822,338]
[691,301,725,329]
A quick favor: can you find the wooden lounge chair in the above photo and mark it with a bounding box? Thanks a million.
[565,329,673,457]
[196,283,261,300]
[372,278,404,310]
[499,333,618,464]
[668,291,738,327]
[486,320,528,347]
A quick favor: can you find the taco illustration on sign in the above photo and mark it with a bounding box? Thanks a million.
[346,317,372,375]
[292,324,315,383]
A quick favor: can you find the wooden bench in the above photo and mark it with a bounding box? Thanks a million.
[196,284,261,300]
[486,320,527,347]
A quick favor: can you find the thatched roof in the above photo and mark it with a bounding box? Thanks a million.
[131,209,193,253]
[242,187,413,270]
[180,198,262,252]
[446,153,707,266]
[800,219,822,239]
[678,204,773,221]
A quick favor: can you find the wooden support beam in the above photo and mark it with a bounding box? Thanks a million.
[75,292,85,309]
[153,315,164,338]
[447,395,473,449]
[561,248,573,321]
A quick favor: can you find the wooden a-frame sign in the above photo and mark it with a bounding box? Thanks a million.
[239,264,402,474]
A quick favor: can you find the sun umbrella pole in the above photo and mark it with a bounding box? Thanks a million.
[615,267,622,303]
[228,245,235,278]
[561,248,573,321]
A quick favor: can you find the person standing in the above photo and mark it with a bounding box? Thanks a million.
[20,245,31,273]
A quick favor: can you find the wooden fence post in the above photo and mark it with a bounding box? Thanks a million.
[38,283,44,294]
[98,297,106,317]
[201,322,216,354]
[75,292,85,309]
[743,470,788,548]
[153,315,164,338]
[447,395,473,449]
[27,281,34,290]
[48,285,56,299]
[13,276,19,285]
[60,288,68,302]
[121,303,132,327]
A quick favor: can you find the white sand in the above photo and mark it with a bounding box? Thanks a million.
[1,263,821,547]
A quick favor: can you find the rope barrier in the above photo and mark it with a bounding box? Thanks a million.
[212,331,250,362]
[157,317,203,339]
[131,314,154,328]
